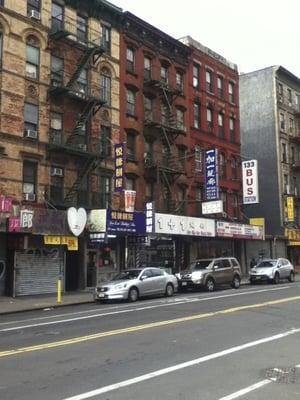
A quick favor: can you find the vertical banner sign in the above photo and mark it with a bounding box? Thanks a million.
[114,143,125,192]
[287,196,294,222]
[146,202,154,233]
[242,160,259,204]
[124,190,136,212]
[205,149,219,200]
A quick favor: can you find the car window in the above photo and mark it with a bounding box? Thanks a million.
[141,269,153,278]
[257,260,276,268]
[112,269,141,280]
[222,259,231,268]
[231,258,239,267]
[281,259,288,266]
[191,260,213,270]
[213,260,223,268]
[151,268,164,277]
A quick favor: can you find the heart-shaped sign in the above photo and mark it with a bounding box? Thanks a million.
[67,207,87,237]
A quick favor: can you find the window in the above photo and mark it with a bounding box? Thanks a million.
[101,25,111,55]
[51,3,64,31]
[176,108,184,130]
[24,103,38,134]
[219,153,226,178]
[282,143,287,163]
[296,94,300,110]
[50,167,64,204]
[278,83,283,95]
[206,70,213,92]
[101,68,111,104]
[280,113,285,130]
[194,103,200,129]
[144,96,153,120]
[126,47,135,73]
[100,125,111,157]
[193,64,200,88]
[160,65,168,84]
[23,160,37,198]
[218,113,224,138]
[207,107,213,132]
[220,191,227,213]
[126,177,135,190]
[126,131,136,161]
[293,176,298,195]
[195,146,202,175]
[51,55,64,86]
[231,157,237,179]
[217,76,223,98]
[195,186,203,215]
[228,81,235,103]
[145,182,154,201]
[287,88,292,105]
[229,117,235,142]
[291,146,295,165]
[50,112,63,144]
[283,174,289,194]
[100,176,111,207]
[27,0,41,17]
[76,68,87,96]
[289,118,294,133]
[144,56,151,80]
[77,15,88,45]
[0,32,3,66]
[178,146,186,169]
[176,71,183,91]
[26,43,40,79]
[126,89,135,116]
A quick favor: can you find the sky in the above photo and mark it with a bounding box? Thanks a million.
[114,0,300,77]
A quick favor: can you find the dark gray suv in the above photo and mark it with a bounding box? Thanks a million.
[177,257,242,292]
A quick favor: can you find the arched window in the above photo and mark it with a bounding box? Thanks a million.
[26,35,40,80]
[100,67,111,105]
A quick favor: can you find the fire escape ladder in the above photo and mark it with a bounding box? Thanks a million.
[65,100,98,147]
[66,47,103,90]
[161,126,172,152]
[64,157,100,205]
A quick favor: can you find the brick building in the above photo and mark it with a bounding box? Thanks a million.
[0,0,122,296]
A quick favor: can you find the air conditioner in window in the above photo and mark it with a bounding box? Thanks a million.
[24,193,36,202]
[24,129,38,139]
[77,144,87,151]
[29,9,41,20]
[26,70,37,79]
[50,167,63,177]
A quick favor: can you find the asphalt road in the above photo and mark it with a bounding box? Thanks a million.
[0,281,300,400]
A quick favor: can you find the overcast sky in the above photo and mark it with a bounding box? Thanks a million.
[114,0,300,77]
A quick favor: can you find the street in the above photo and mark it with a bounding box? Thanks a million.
[0,282,300,400]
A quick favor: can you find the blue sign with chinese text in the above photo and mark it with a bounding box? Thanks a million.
[205,149,219,200]
[107,210,146,235]
[114,143,125,192]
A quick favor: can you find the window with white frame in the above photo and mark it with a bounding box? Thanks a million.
[77,15,88,45]
[282,142,287,163]
[51,55,64,86]
[231,157,237,179]
[193,64,200,88]
[194,103,200,129]
[280,113,285,130]
[50,112,63,145]
[26,42,40,79]
[283,174,289,194]
[126,177,135,190]
[219,152,226,178]
[126,47,135,72]
[220,191,227,213]
[24,103,39,134]
[126,89,135,116]
[101,25,111,55]
[176,108,184,130]
[126,131,136,161]
[206,70,213,92]
[23,160,37,198]
[291,146,295,164]
[287,88,292,105]
[160,65,168,84]
[218,112,224,138]
[176,71,183,91]
[144,56,151,80]
[207,107,213,132]
[229,117,235,142]
[232,192,239,217]
[27,0,41,18]
[289,118,294,133]
[194,145,202,175]
[144,96,153,120]
[217,75,223,98]
[76,68,88,96]
[100,175,111,207]
[101,68,111,104]
[51,3,64,31]
[228,81,235,103]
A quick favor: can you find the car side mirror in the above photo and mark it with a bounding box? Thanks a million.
[214,265,219,270]
[140,275,147,280]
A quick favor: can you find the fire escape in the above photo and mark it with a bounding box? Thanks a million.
[47,15,106,207]
[143,75,187,213]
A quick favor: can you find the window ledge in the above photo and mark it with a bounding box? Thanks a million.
[126,113,138,120]
[126,69,138,78]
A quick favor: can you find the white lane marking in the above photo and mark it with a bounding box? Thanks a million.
[62,328,300,400]
[0,286,292,332]
[217,379,271,400]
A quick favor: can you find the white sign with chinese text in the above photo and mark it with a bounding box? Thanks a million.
[202,200,223,215]
[155,213,215,237]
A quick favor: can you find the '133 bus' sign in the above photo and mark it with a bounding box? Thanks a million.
[242,160,259,204]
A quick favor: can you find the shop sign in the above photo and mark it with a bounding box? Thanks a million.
[202,200,223,214]
[33,209,67,235]
[216,221,264,240]
[87,209,107,233]
[67,207,87,237]
[114,143,125,192]
[107,210,146,235]
[124,190,136,212]
[146,202,154,233]
[205,149,219,200]
[155,213,215,237]
[128,236,147,245]
[286,197,294,222]
[0,196,13,213]
[44,236,78,251]
[20,210,34,229]
[89,233,106,243]
[8,217,21,233]
[242,160,259,204]
[285,228,300,243]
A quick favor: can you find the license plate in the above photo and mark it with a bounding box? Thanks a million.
[182,282,187,286]
[97,293,105,298]
[254,276,260,280]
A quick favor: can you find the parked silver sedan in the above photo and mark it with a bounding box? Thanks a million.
[249,258,295,284]
[94,267,178,302]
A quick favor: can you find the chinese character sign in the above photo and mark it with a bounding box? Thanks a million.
[205,149,219,200]
[0,196,13,213]
[114,143,125,192]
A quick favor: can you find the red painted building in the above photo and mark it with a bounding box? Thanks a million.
[181,36,242,221]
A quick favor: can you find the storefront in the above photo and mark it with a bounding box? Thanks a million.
[285,228,300,273]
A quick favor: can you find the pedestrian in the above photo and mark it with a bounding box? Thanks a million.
[250,257,256,269]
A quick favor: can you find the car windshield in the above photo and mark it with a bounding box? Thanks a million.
[190,259,213,271]
[256,260,277,268]
[112,270,141,280]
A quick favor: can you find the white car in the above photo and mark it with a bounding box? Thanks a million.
[95,267,178,302]
[249,258,295,284]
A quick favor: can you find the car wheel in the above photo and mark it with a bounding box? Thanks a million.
[288,271,295,282]
[231,275,241,289]
[273,273,280,284]
[128,287,139,302]
[165,283,174,297]
[205,278,215,292]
